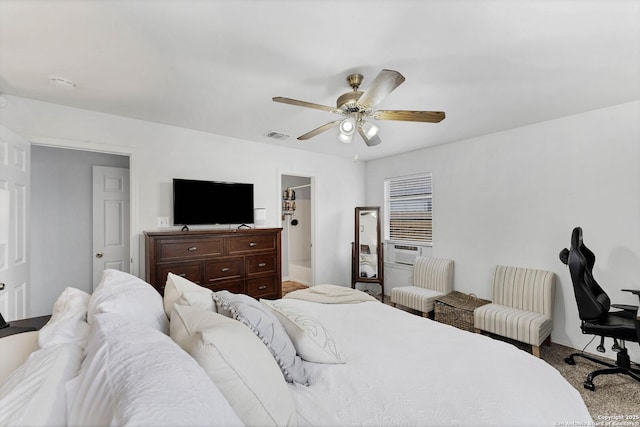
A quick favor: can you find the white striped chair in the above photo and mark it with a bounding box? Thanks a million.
[474,265,556,358]
[390,256,454,317]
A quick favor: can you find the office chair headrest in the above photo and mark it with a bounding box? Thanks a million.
[559,226,582,265]
[571,226,583,250]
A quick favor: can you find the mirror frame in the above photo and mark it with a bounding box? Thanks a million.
[351,206,384,300]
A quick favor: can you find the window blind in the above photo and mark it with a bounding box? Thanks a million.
[385,173,432,244]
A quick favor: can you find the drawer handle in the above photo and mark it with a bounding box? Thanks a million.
[257,285,267,290]
[258,262,267,267]
[187,246,198,251]
[249,242,257,247]
[221,267,231,272]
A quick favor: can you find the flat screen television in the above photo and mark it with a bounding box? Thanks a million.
[173,178,254,225]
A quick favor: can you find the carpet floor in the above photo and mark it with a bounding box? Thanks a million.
[540,342,640,420]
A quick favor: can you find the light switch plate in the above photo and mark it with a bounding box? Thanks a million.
[157,216,170,227]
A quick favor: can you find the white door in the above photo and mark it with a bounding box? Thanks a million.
[0,126,30,321]
[92,166,130,289]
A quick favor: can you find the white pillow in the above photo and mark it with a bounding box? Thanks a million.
[163,272,216,319]
[66,312,242,427]
[0,343,83,426]
[213,291,308,385]
[38,287,91,349]
[261,299,346,364]
[170,304,297,427]
[87,269,168,333]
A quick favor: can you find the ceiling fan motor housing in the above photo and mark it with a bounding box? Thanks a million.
[337,91,364,111]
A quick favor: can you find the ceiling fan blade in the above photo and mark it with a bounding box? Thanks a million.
[357,126,382,147]
[357,69,406,109]
[297,120,341,140]
[273,96,336,113]
[373,110,446,123]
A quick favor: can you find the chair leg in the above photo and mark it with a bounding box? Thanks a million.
[565,347,640,391]
[421,311,435,319]
[585,366,640,391]
[532,345,541,358]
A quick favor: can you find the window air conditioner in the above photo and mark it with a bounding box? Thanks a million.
[388,244,422,265]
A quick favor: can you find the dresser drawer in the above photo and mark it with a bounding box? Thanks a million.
[227,234,276,255]
[158,262,202,292]
[207,279,243,294]
[158,238,223,261]
[247,276,278,298]
[246,253,277,277]
[205,257,243,282]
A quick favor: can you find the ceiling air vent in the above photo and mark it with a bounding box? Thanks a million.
[49,76,76,89]
[264,131,290,140]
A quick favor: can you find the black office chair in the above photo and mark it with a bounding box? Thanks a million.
[559,226,640,390]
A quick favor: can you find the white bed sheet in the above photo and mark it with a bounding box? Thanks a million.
[285,299,592,427]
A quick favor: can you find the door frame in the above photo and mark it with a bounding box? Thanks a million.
[30,136,139,276]
[277,169,316,287]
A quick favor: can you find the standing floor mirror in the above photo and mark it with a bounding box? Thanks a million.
[351,206,384,300]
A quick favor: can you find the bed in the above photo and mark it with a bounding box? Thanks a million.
[0,270,592,427]
[284,296,591,426]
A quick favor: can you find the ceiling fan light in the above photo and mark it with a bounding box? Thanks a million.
[338,117,356,143]
[361,121,379,138]
[339,117,355,135]
[338,131,354,144]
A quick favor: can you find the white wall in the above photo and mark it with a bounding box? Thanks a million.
[0,95,365,310]
[366,100,640,360]
[30,146,129,316]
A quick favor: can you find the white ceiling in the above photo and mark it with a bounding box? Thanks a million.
[1,1,638,161]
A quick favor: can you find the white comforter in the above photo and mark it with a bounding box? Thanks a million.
[285,299,592,427]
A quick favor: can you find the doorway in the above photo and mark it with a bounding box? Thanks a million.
[281,175,313,286]
[30,145,129,315]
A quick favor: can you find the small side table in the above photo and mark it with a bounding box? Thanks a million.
[0,315,51,339]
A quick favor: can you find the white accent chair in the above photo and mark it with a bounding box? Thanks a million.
[390,256,454,317]
[474,265,556,358]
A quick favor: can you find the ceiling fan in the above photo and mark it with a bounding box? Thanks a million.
[273,69,445,147]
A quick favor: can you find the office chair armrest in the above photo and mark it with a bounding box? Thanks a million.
[621,288,640,304]
[620,289,640,311]
[611,304,638,319]
[611,304,638,312]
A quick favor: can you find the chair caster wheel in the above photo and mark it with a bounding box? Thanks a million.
[583,381,595,391]
[565,357,575,365]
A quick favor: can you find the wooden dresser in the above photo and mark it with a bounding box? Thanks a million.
[144,228,282,299]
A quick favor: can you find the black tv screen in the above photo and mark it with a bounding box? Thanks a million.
[173,179,254,225]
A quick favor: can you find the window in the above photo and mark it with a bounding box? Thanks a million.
[384,173,432,245]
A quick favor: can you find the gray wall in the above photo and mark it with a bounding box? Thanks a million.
[31,146,129,316]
